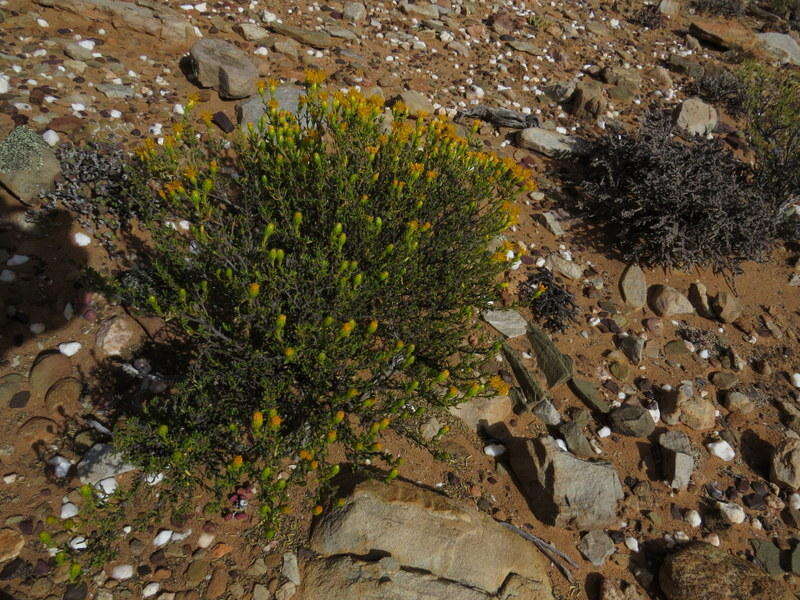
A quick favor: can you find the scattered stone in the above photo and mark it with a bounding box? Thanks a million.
[528,325,573,389]
[659,542,793,600]
[189,38,258,99]
[537,211,564,236]
[30,352,73,399]
[482,309,528,338]
[95,316,142,357]
[0,126,61,204]
[569,79,607,118]
[707,440,735,461]
[724,391,753,414]
[110,564,134,580]
[620,264,647,309]
[570,378,610,413]
[771,438,800,490]
[717,501,745,524]
[675,97,717,136]
[578,530,616,566]
[545,254,584,280]
[757,32,800,66]
[617,335,645,365]
[558,421,594,458]
[689,18,757,51]
[236,22,269,41]
[649,285,694,317]
[395,90,435,115]
[343,1,367,22]
[448,395,513,435]
[512,436,623,528]
[750,539,782,576]
[516,127,582,157]
[711,292,742,323]
[270,22,336,48]
[610,404,655,437]
[710,371,738,390]
[659,431,694,490]
[533,399,562,425]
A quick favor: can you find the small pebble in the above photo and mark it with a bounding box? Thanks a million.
[483,443,506,457]
[60,502,79,519]
[685,509,702,527]
[707,440,735,461]
[59,342,82,356]
[73,232,91,247]
[153,529,173,547]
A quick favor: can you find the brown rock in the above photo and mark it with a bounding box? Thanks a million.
[95,316,142,358]
[0,528,25,563]
[659,542,793,600]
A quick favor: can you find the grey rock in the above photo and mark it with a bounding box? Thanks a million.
[568,79,607,118]
[189,38,257,99]
[617,335,645,365]
[688,282,712,317]
[76,443,136,484]
[659,0,681,16]
[658,431,694,490]
[750,539,782,576]
[64,41,93,61]
[577,530,616,566]
[771,438,800,490]
[95,83,135,99]
[512,436,623,528]
[545,254,584,280]
[236,84,306,130]
[558,421,594,458]
[270,22,336,47]
[675,97,717,136]
[610,404,655,437]
[537,211,564,236]
[400,1,440,19]
[648,285,694,317]
[528,325,573,389]
[619,264,646,309]
[482,309,527,338]
[327,26,357,40]
[757,32,800,66]
[236,22,269,41]
[710,291,742,323]
[448,395,513,435]
[252,584,270,600]
[396,90,434,115]
[282,552,301,585]
[724,391,753,414]
[516,127,581,157]
[273,38,300,58]
[502,343,546,406]
[308,479,554,596]
[533,399,562,425]
[0,126,61,204]
[419,416,441,441]
[570,378,610,413]
[343,1,366,22]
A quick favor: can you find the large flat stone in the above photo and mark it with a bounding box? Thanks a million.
[308,480,553,596]
[0,127,61,204]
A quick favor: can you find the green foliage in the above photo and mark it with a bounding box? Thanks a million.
[739,63,800,223]
[110,79,531,533]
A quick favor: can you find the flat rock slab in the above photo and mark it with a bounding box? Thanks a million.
[308,480,553,596]
[270,22,336,48]
[0,126,61,204]
[483,309,528,338]
[448,395,513,434]
[516,127,582,157]
[30,353,73,400]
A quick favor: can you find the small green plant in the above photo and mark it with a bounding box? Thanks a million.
[106,74,532,537]
[526,14,550,30]
[739,62,800,228]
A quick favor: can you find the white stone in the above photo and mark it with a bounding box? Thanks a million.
[111,564,134,580]
[48,456,72,478]
[791,373,800,389]
[97,477,118,496]
[69,536,88,550]
[7,254,29,266]
[597,426,611,438]
[30,323,45,334]
[483,443,506,457]
[78,40,95,50]
[790,492,800,511]
[707,440,735,461]
[705,533,720,547]
[717,501,745,524]
[73,232,91,247]
[0,75,9,95]
[143,582,161,598]
[625,536,639,552]
[686,509,702,527]
[145,472,164,485]
[60,502,79,519]
[153,529,173,546]
[197,532,215,548]
[59,342,82,357]
[43,130,59,146]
